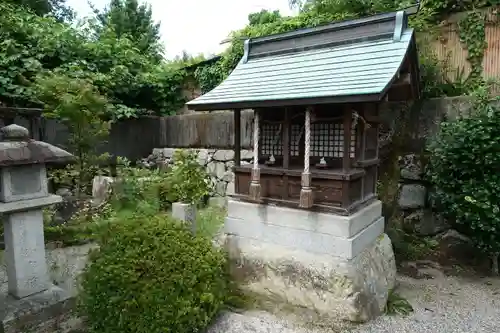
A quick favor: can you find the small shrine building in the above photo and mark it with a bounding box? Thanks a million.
[187,6,420,323]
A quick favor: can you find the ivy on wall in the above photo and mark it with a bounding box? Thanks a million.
[194,63,225,94]
[458,10,488,83]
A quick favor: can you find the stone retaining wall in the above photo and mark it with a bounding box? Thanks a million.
[141,147,255,196]
[396,156,450,238]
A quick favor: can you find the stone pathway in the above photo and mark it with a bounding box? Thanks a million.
[209,271,500,333]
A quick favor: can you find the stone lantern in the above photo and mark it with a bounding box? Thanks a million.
[0,124,74,332]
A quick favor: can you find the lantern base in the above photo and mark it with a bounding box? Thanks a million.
[0,285,81,333]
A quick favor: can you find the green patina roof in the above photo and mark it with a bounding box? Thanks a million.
[187,9,419,111]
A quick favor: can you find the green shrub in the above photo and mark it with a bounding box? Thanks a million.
[161,150,213,205]
[426,89,500,257]
[79,214,229,333]
[112,157,164,211]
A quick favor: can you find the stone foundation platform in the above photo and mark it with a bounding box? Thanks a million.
[224,199,397,324]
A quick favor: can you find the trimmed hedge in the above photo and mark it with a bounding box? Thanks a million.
[79,214,229,333]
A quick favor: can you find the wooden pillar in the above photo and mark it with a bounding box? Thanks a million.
[282,108,290,169]
[374,104,380,160]
[299,106,313,208]
[282,108,290,200]
[357,105,367,201]
[249,110,261,201]
[234,109,241,167]
[343,105,352,171]
[341,106,353,210]
[356,106,366,162]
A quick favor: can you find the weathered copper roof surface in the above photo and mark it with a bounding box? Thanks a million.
[187,9,418,111]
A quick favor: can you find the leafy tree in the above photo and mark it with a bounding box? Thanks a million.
[35,72,111,195]
[0,2,82,107]
[169,51,207,69]
[0,2,184,118]
[7,0,75,21]
[248,9,282,26]
[92,0,162,61]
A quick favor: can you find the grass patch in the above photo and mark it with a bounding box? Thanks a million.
[385,289,413,316]
[196,206,226,238]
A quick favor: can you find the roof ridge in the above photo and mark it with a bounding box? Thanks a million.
[250,12,397,45]
[244,9,415,63]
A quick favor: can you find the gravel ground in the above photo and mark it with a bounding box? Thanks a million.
[208,270,500,333]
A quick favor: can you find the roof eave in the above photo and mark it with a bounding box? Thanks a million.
[186,93,383,112]
[409,34,422,100]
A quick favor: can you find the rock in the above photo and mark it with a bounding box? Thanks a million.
[441,230,471,243]
[215,181,228,196]
[226,233,396,325]
[222,171,234,182]
[151,148,162,157]
[225,160,235,170]
[152,148,175,159]
[56,187,72,197]
[399,154,423,180]
[399,261,420,278]
[216,163,226,179]
[213,150,234,162]
[91,176,114,206]
[438,229,477,263]
[139,149,173,169]
[403,210,450,236]
[399,261,442,279]
[198,149,209,165]
[206,161,216,176]
[207,161,226,180]
[398,184,426,209]
[51,196,89,226]
[241,150,254,160]
[226,181,235,195]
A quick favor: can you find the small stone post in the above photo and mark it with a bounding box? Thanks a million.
[0,124,75,333]
[172,202,197,234]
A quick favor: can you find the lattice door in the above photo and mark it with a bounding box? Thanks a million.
[260,123,283,156]
[310,122,356,158]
